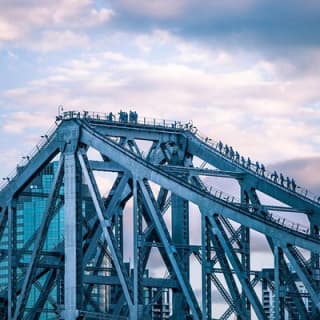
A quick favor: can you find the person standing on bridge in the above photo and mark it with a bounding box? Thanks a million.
[224,144,229,156]
[218,141,223,153]
[280,173,284,186]
[235,151,240,162]
[129,110,134,123]
[247,157,251,169]
[119,110,124,122]
[260,163,265,177]
[271,170,278,182]
[291,178,296,192]
[286,177,291,189]
[241,156,246,166]
[229,146,234,160]
[107,112,114,121]
[255,161,260,173]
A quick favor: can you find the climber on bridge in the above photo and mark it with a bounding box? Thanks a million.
[119,110,128,122]
[129,110,138,123]
[218,141,223,152]
[224,144,229,156]
[255,161,260,173]
[247,157,251,169]
[260,163,265,176]
[235,151,240,162]
[229,146,235,160]
[280,173,285,186]
[291,178,297,192]
[107,112,114,121]
[271,170,278,182]
[286,177,291,189]
[241,156,246,166]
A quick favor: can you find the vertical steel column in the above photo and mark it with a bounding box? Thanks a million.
[132,178,139,319]
[240,186,250,318]
[171,193,190,319]
[274,246,285,320]
[310,221,320,318]
[63,152,82,319]
[201,214,212,320]
[8,201,17,319]
[110,208,124,313]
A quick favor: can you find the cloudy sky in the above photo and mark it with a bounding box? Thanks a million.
[1,0,320,317]
[1,0,320,182]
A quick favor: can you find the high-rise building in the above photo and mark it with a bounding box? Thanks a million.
[0,162,64,319]
[261,268,312,320]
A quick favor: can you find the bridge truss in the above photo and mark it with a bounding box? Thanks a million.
[0,110,320,319]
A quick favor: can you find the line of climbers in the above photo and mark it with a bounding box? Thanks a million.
[58,110,139,124]
[215,140,299,194]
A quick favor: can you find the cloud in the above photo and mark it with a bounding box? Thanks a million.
[25,30,89,52]
[109,0,320,56]
[270,156,320,193]
[3,37,320,163]
[0,111,52,134]
[0,0,114,47]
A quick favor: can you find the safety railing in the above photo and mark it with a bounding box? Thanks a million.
[197,177,311,237]
[187,126,320,205]
[58,109,191,131]
[83,121,316,242]
[0,122,58,192]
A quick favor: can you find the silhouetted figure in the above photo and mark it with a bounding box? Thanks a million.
[247,157,251,169]
[108,112,114,121]
[229,147,234,160]
[119,110,124,122]
[286,177,291,189]
[129,110,134,123]
[241,156,246,166]
[255,161,260,173]
[280,173,284,186]
[224,144,229,156]
[134,111,138,123]
[271,170,278,182]
[291,178,296,192]
[235,151,240,162]
[218,141,223,153]
[260,164,265,177]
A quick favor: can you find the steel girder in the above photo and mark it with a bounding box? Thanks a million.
[80,122,320,253]
[0,115,319,319]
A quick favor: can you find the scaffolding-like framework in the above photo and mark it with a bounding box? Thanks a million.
[0,110,319,319]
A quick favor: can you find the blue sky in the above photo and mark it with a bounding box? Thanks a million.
[1,1,320,316]
[1,1,320,172]
[1,1,320,178]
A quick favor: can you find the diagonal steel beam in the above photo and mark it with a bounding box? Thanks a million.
[83,173,129,267]
[220,275,260,320]
[284,245,320,311]
[24,269,58,320]
[248,188,309,319]
[77,150,134,311]
[207,213,267,320]
[13,156,64,320]
[139,179,202,320]
[80,123,320,253]
[207,220,247,319]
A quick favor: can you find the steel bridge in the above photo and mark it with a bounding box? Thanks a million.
[0,110,320,320]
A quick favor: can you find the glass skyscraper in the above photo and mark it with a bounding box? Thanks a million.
[0,161,64,319]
